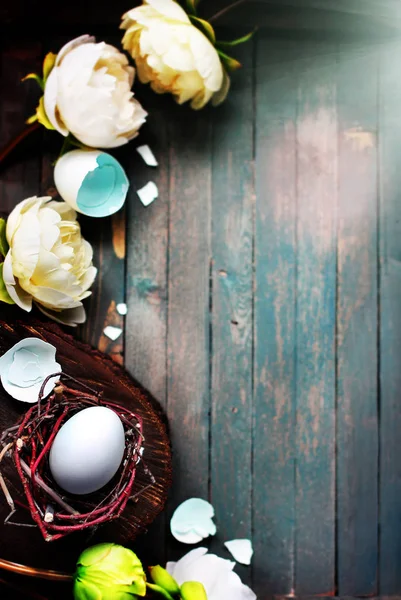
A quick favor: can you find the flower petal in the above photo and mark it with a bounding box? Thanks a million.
[3,251,32,312]
[37,303,86,327]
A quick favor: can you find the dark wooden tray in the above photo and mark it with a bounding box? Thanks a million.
[0,306,172,573]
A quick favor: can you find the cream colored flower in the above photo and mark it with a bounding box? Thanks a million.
[121,0,229,109]
[3,197,97,326]
[44,35,147,148]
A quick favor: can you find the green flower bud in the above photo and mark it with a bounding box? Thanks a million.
[149,566,180,595]
[73,543,147,600]
[180,581,208,600]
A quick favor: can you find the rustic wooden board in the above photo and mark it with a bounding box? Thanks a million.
[379,39,401,595]
[0,309,171,575]
[166,102,212,560]
[295,41,337,595]
[125,88,170,566]
[253,36,298,597]
[336,43,379,596]
[209,42,254,586]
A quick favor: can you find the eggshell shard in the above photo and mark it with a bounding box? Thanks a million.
[49,406,126,495]
[54,150,129,217]
[103,326,123,341]
[224,539,254,565]
[171,498,216,544]
[0,338,61,403]
[116,303,128,316]
[136,144,158,167]
[137,181,158,206]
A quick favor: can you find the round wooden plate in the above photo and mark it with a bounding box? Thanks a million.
[0,306,172,572]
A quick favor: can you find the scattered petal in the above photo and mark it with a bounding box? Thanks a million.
[224,539,253,565]
[171,498,216,545]
[116,302,128,316]
[137,181,158,207]
[103,326,123,341]
[136,145,158,167]
[0,338,61,403]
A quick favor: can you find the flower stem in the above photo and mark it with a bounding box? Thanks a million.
[0,122,40,165]
[0,558,72,582]
[208,0,249,22]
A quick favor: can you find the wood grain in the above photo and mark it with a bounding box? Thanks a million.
[379,39,401,595]
[336,43,379,596]
[295,42,337,595]
[253,36,298,597]
[209,42,254,585]
[167,102,212,559]
[0,41,42,213]
[125,90,170,565]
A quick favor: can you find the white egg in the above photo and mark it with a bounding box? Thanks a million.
[49,406,125,495]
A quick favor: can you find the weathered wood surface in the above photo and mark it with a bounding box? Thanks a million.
[2,22,401,600]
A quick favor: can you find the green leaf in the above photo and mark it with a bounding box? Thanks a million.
[217,50,242,72]
[36,96,55,131]
[43,52,57,82]
[0,219,8,258]
[22,73,44,91]
[0,264,14,305]
[189,16,216,45]
[185,0,200,14]
[216,29,256,48]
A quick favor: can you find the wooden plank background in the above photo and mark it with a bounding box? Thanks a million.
[1,7,401,600]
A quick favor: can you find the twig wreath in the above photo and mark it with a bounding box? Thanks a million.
[0,372,152,542]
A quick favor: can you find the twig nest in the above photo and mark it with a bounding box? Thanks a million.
[0,338,60,403]
[54,150,129,217]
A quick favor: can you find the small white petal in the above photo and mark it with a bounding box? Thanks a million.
[103,326,123,341]
[224,539,254,566]
[116,303,127,315]
[137,181,158,206]
[136,145,158,167]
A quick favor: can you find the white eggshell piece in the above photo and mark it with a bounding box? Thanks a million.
[103,326,122,341]
[136,145,158,167]
[49,406,125,495]
[54,150,100,211]
[137,181,158,206]
[170,498,216,545]
[224,539,254,565]
[116,303,128,316]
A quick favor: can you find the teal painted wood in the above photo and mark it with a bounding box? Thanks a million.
[166,104,212,558]
[336,43,379,596]
[253,36,298,596]
[295,42,337,594]
[125,91,169,565]
[379,39,401,595]
[209,43,254,585]
[0,42,42,213]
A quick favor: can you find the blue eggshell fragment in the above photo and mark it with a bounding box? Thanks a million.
[76,153,129,218]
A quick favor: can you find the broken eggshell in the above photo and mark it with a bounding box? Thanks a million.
[54,149,129,217]
[224,539,254,566]
[0,338,61,403]
[170,498,216,544]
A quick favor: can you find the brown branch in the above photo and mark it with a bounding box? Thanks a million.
[0,122,40,164]
[0,558,72,582]
[208,0,249,22]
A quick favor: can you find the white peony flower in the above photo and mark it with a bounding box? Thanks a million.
[166,548,257,600]
[43,35,147,148]
[121,0,229,110]
[3,197,97,326]
[0,338,61,403]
